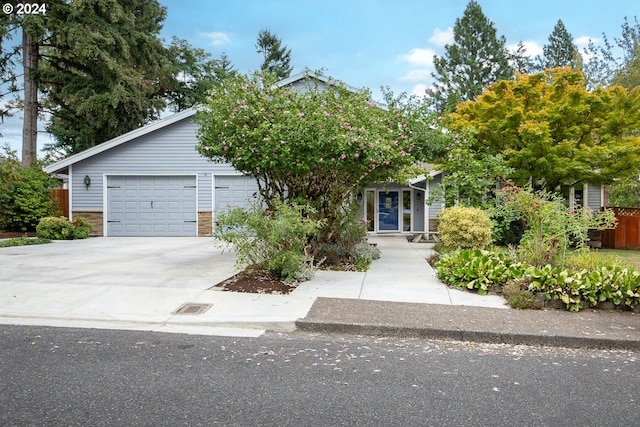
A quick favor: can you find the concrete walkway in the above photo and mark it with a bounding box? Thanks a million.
[1,236,639,349]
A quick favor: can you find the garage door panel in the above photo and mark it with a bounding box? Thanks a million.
[215,176,260,218]
[107,175,197,236]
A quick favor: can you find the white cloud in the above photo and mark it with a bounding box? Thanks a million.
[575,35,600,48]
[399,69,431,83]
[198,31,231,46]
[507,40,543,57]
[429,27,453,47]
[410,83,431,97]
[398,48,436,66]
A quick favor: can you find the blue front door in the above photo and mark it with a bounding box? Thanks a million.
[378,191,399,231]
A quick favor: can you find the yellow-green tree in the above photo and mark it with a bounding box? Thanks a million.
[449,67,640,191]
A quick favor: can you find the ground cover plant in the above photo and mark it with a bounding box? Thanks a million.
[433,185,638,311]
[0,237,51,247]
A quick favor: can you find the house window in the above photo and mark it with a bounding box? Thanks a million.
[365,190,375,231]
[403,190,411,232]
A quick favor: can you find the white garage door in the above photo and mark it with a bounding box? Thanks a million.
[214,175,260,219]
[107,175,197,236]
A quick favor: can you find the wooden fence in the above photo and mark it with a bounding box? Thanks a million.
[51,189,69,218]
[601,207,640,250]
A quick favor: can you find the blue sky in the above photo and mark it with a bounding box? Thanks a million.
[159,0,638,98]
[1,0,638,157]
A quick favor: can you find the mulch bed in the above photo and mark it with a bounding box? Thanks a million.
[0,231,37,239]
[214,268,296,295]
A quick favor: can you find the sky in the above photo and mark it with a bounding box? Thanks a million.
[1,0,638,158]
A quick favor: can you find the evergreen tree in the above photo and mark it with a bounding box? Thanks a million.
[536,19,581,71]
[255,29,293,79]
[511,41,536,74]
[0,0,218,159]
[431,0,513,111]
[583,16,640,88]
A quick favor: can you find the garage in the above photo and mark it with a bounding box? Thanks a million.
[214,175,260,218]
[107,175,197,236]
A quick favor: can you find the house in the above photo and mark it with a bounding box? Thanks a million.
[43,72,445,237]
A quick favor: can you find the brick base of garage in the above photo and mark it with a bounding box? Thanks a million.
[198,211,213,236]
[73,211,103,236]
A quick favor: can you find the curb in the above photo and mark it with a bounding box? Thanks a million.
[295,298,640,350]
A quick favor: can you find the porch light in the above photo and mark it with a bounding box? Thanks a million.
[356,192,363,203]
[83,175,91,189]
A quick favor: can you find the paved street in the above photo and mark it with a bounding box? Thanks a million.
[0,325,637,426]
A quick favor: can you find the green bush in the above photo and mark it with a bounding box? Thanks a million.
[435,249,525,295]
[215,201,324,283]
[0,152,58,231]
[437,206,493,251]
[36,216,91,240]
[352,242,381,271]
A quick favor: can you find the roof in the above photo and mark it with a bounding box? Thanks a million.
[43,71,363,174]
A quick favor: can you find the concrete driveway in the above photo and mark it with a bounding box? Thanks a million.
[1,237,238,289]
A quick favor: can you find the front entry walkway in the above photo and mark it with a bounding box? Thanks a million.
[294,236,508,308]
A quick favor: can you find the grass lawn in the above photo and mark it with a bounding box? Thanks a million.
[595,249,640,271]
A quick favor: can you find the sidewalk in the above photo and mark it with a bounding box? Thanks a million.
[0,236,638,349]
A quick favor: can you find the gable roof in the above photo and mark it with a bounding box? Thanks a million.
[43,108,197,173]
[44,72,348,174]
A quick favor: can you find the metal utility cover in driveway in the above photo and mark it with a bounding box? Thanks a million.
[174,303,213,315]
[107,175,197,237]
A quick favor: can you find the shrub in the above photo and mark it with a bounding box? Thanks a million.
[0,152,58,231]
[351,242,381,271]
[36,216,91,240]
[215,201,324,283]
[503,278,541,310]
[437,206,493,251]
[498,184,617,266]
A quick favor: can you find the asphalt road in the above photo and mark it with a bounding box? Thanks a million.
[0,325,637,427]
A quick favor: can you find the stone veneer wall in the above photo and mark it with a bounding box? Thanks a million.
[73,211,103,236]
[429,219,438,233]
[198,211,212,237]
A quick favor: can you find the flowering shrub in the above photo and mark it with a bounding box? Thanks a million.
[196,70,438,257]
[498,183,616,266]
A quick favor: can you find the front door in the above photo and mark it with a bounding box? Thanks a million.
[378,191,399,231]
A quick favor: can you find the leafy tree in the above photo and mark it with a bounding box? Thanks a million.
[449,68,640,192]
[536,19,581,71]
[583,16,640,88]
[255,29,293,79]
[511,41,536,74]
[608,177,640,207]
[431,0,513,111]
[432,134,513,208]
[164,38,236,112]
[196,72,422,255]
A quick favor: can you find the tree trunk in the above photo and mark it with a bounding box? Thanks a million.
[22,28,38,166]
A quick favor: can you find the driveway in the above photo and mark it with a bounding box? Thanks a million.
[0,237,237,289]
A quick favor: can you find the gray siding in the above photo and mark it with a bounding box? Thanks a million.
[587,183,603,211]
[71,118,238,212]
[427,174,443,219]
[288,79,327,94]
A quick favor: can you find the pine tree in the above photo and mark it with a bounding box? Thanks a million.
[431,0,513,111]
[537,19,580,71]
[255,29,293,79]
